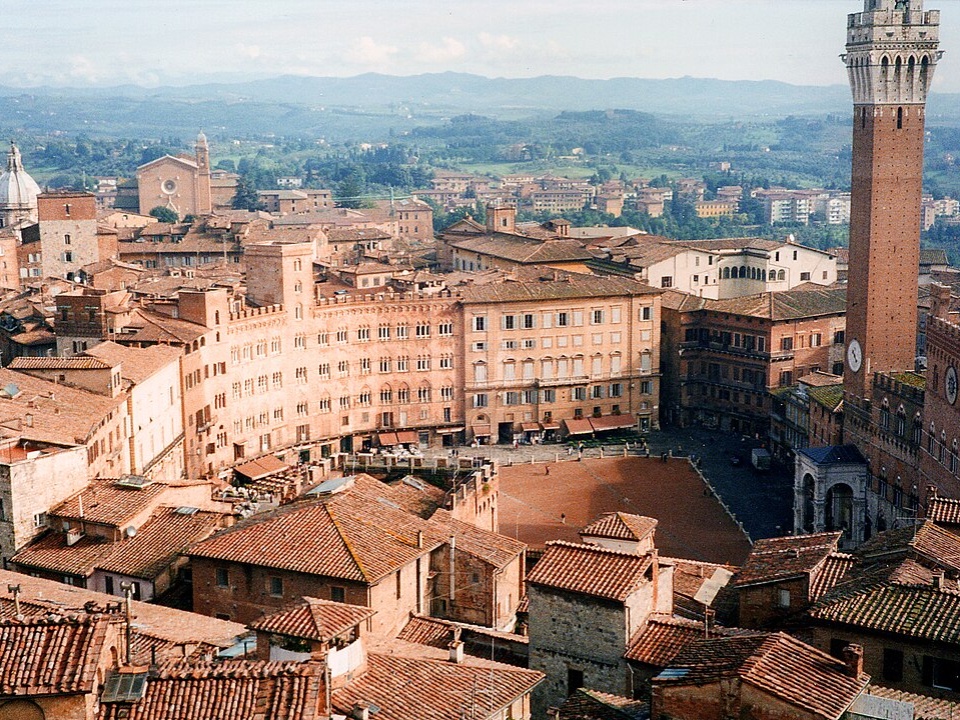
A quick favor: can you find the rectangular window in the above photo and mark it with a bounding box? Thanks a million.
[501,315,516,330]
[438,322,453,336]
[778,589,791,608]
[556,312,569,327]
[416,323,430,338]
[833,330,845,345]
[396,324,409,339]
[269,576,283,597]
[378,325,391,340]
[641,306,652,321]
[473,394,488,408]
[522,313,535,329]
[591,309,604,325]
[883,648,904,683]
[357,327,370,342]
[216,567,229,588]
[781,336,793,351]
[330,586,345,603]
[472,316,486,332]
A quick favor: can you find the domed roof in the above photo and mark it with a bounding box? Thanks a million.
[0,143,41,210]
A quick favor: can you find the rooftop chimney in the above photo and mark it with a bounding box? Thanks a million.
[448,640,464,664]
[842,644,864,678]
[931,282,952,321]
[933,572,944,590]
[546,709,561,720]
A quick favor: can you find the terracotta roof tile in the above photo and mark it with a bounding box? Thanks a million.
[189,490,438,583]
[581,513,658,542]
[809,553,858,601]
[0,614,112,696]
[733,532,842,587]
[331,645,543,720]
[810,582,960,644]
[14,507,226,581]
[928,496,960,525]
[526,541,653,602]
[53,477,170,526]
[654,632,868,720]
[8,356,112,370]
[83,341,182,385]
[396,615,529,650]
[99,660,327,720]
[558,688,650,720]
[0,368,126,446]
[0,568,246,656]
[249,597,374,642]
[457,269,660,304]
[624,615,747,666]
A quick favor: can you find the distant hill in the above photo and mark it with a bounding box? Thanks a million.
[1,73,958,140]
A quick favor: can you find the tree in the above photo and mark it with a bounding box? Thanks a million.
[149,206,178,224]
[232,176,261,211]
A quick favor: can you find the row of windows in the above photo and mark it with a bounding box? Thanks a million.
[473,355,630,382]
[472,382,650,408]
[471,306,651,332]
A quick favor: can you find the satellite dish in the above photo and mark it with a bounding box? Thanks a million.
[125,526,137,538]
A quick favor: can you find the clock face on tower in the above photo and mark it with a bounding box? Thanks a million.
[947,366,958,406]
[847,339,863,373]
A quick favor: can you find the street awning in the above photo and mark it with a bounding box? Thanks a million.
[472,424,492,437]
[234,455,289,481]
[541,421,561,431]
[563,418,594,436]
[520,422,541,432]
[396,430,419,444]
[435,426,465,434]
[590,414,636,432]
[377,432,400,446]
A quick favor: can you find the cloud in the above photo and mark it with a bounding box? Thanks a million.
[237,43,262,59]
[345,36,398,68]
[66,54,103,84]
[478,32,520,52]
[415,37,466,65]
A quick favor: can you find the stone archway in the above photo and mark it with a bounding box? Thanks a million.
[826,483,854,539]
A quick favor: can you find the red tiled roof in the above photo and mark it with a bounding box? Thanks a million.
[558,688,650,720]
[331,647,543,720]
[809,553,858,601]
[249,597,374,642]
[397,615,529,650]
[99,660,327,720]
[624,615,746,666]
[0,614,112,696]
[928,496,960,526]
[8,356,111,370]
[53,478,169,526]
[589,415,637,432]
[581,513,657,542]
[189,491,439,583]
[733,532,842,587]
[0,569,245,656]
[429,509,525,569]
[14,507,226,581]
[526,541,653,602]
[858,521,960,575]
[810,582,960,644]
[654,632,868,720]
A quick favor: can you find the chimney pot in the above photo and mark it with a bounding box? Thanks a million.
[448,640,464,664]
[842,644,864,678]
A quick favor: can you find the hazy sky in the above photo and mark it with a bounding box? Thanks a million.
[5,0,960,92]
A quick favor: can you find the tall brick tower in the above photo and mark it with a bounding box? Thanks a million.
[843,0,941,399]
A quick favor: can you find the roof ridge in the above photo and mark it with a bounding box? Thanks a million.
[326,505,370,583]
[543,539,651,559]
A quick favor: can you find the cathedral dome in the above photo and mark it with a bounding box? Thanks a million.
[0,142,41,211]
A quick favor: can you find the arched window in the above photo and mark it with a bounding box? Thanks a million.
[777,270,785,281]
[940,430,948,464]
[895,406,906,437]
[929,423,936,454]
[952,439,959,475]
[722,267,730,279]
[912,413,922,445]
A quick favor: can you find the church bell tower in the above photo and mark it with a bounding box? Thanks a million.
[843,0,941,400]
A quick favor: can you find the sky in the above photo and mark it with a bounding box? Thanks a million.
[4,0,960,92]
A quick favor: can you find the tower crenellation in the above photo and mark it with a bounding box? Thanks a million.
[845,1,941,106]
